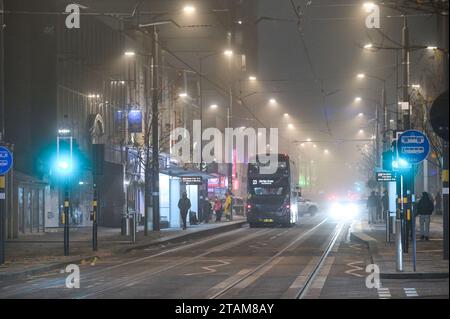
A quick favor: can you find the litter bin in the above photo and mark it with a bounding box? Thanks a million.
[121,212,133,236]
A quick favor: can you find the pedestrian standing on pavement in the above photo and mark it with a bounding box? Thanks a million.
[367,191,377,224]
[416,191,434,241]
[203,198,212,224]
[214,197,223,222]
[375,191,382,223]
[435,191,442,215]
[224,191,232,221]
[381,190,389,222]
[178,192,191,230]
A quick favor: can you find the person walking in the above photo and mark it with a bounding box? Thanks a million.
[435,191,442,215]
[203,198,212,224]
[224,191,232,221]
[367,191,377,224]
[213,197,223,222]
[178,192,191,230]
[416,191,434,241]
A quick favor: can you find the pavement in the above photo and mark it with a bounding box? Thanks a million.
[350,214,449,279]
[0,216,246,280]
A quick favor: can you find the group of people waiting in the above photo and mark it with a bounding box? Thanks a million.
[367,190,441,241]
[177,191,233,230]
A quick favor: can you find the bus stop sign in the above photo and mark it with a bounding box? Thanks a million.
[397,130,430,164]
[0,146,13,175]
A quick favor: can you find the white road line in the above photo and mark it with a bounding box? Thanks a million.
[377,287,391,299]
[311,257,335,289]
[404,288,419,297]
[281,257,320,299]
[233,257,284,289]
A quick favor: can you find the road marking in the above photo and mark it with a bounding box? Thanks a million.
[184,259,231,276]
[281,257,320,299]
[310,257,335,289]
[349,243,362,250]
[233,257,284,289]
[404,288,419,297]
[345,261,365,278]
[204,269,252,297]
[377,287,391,299]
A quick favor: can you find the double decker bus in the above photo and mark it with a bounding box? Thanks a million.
[246,154,299,227]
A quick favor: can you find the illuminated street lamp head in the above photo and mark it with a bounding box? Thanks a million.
[363,2,376,12]
[358,112,364,117]
[124,51,136,57]
[324,149,329,154]
[248,75,257,81]
[412,84,421,89]
[390,119,395,123]
[357,73,366,79]
[427,46,438,50]
[363,43,373,49]
[288,124,294,129]
[210,104,218,109]
[306,138,312,142]
[183,5,196,14]
[269,98,277,104]
[224,49,233,57]
[283,113,289,117]
[313,144,317,148]
[359,129,364,134]
[179,92,188,98]
[354,97,362,103]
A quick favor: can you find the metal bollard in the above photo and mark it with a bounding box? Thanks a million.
[395,219,403,272]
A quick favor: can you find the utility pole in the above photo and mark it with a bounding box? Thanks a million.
[439,13,449,260]
[151,26,160,232]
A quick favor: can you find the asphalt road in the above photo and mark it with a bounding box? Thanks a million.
[0,212,448,299]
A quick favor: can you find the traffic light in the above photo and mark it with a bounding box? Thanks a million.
[55,137,74,176]
[382,150,394,171]
[392,157,412,170]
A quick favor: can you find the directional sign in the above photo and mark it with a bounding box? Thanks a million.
[0,146,13,175]
[376,171,396,182]
[181,176,203,185]
[397,130,430,164]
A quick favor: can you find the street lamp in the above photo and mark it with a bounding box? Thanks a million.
[269,98,277,104]
[210,104,218,109]
[358,112,364,117]
[363,2,376,12]
[124,51,136,57]
[224,49,233,57]
[364,43,373,49]
[357,73,366,79]
[355,97,362,103]
[179,92,188,98]
[183,5,196,14]
[283,113,289,117]
[288,124,294,129]
[248,75,257,81]
[427,46,438,50]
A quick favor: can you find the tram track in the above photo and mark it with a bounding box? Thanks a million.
[209,218,332,299]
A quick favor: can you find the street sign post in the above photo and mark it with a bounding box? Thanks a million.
[0,146,13,176]
[396,130,430,272]
[0,145,13,265]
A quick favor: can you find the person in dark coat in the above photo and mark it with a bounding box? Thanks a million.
[367,191,377,224]
[416,192,434,240]
[178,192,191,230]
[203,198,212,223]
[375,191,383,223]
